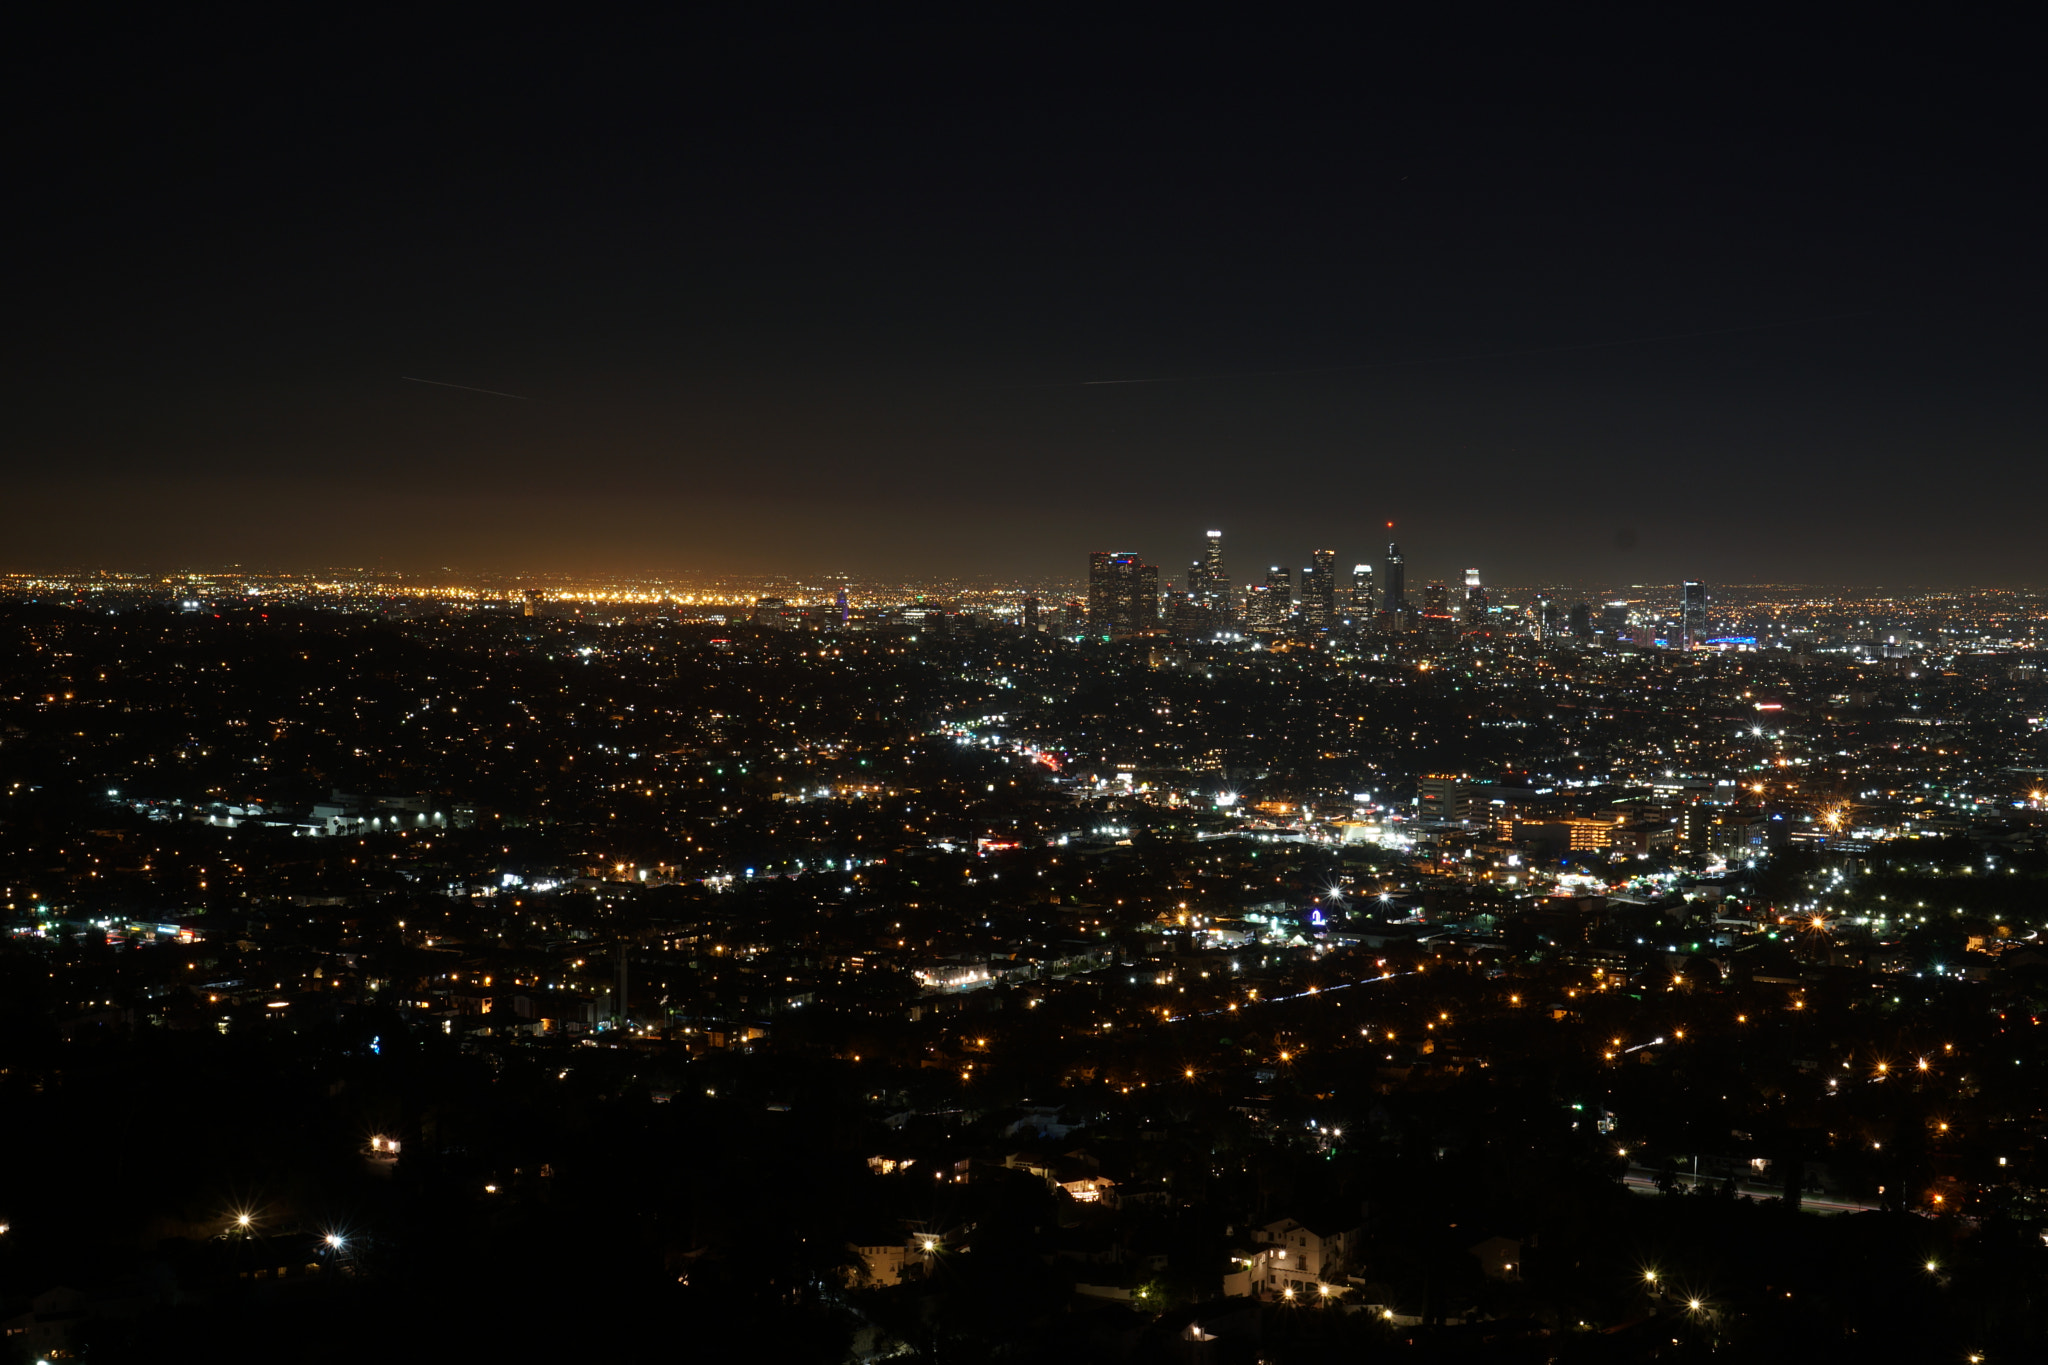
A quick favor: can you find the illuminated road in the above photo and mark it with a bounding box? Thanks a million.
[1164,970,1416,1023]
[1621,1170,1880,1215]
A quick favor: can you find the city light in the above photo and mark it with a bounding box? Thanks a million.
[8,561,2047,1346]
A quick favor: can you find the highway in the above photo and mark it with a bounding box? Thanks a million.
[1621,1168,1881,1215]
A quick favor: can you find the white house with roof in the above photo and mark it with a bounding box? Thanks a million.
[1248,1215,1358,1297]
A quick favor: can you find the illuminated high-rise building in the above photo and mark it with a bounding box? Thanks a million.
[1302,550,1337,628]
[1086,551,1160,636]
[1379,542,1407,630]
[1087,552,1117,626]
[1192,530,1230,616]
[1599,600,1631,643]
[1462,568,1488,626]
[1251,566,1293,631]
[1422,581,1450,636]
[1243,582,1280,630]
[1350,564,1373,621]
[1130,562,1162,632]
[1680,581,1708,650]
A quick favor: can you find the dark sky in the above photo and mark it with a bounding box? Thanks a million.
[9,14,2044,588]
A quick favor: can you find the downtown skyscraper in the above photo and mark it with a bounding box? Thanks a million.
[1680,581,1709,650]
[1187,530,1231,621]
[1087,551,1160,636]
[1350,563,1374,622]
[1302,549,1338,628]
[1380,541,1407,629]
[1463,567,1489,626]
[1246,565,1293,631]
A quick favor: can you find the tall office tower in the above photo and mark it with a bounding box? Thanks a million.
[1021,594,1040,631]
[1462,568,1488,626]
[1302,549,1338,627]
[1350,564,1374,620]
[1599,600,1631,643]
[1382,542,1407,618]
[1126,561,1160,634]
[1198,530,1229,615]
[834,584,851,623]
[1534,593,1559,641]
[1087,552,1120,628]
[1422,581,1450,636]
[1087,551,1160,635]
[1567,601,1592,640]
[1680,581,1708,650]
[1265,565,1293,612]
[1184,530,1229,619]
[1243,582,1278,630]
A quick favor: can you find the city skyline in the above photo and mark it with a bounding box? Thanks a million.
[4,517,2042,602]
[9,559,2044,604]
[7,489,2045,592]
[10,18,2045,588]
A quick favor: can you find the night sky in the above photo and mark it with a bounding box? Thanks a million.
[10,15,2043,587]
